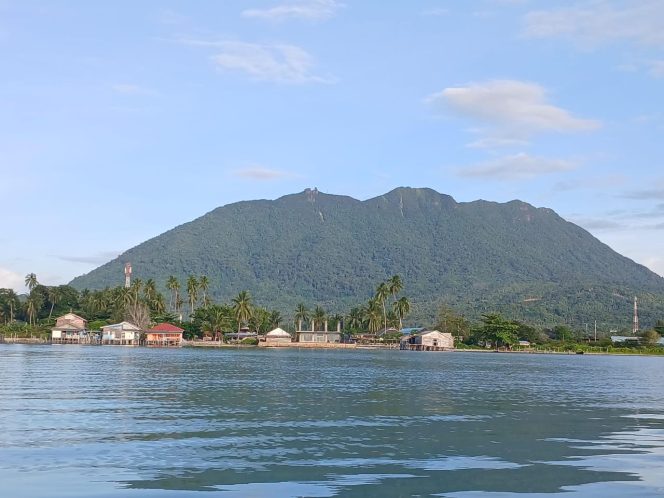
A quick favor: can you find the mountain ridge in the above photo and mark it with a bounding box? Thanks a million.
[70,187,664,328]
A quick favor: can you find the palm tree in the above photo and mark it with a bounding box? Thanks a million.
[375,282,390,333]
[232,290,253,333]
[144,279,157,303]
[294,303,309,331]
[166,276,178,312]
[199,275,210,307]
[393,296,411,331]
[346,307,363,332]
[186,275,198,317]
[47,287,60,320]
[25,273,38,292]
[269,310,282,328]
[203,307,230,342]
[26,296,41,326]
[388,275,403,303]
[312,305,326,330]
[1,289,19,322]
[365,298,382,334]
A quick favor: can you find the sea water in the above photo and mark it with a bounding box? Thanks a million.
[1,345,663,497]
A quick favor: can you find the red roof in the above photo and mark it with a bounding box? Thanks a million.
[148,323,184,333]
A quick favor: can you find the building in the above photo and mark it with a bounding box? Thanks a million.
[264,327,292,345]
[401,330,454,351]
[610,335,640,345]
[297,321,341,344]
[51,313,89,344]
[144,323,184,347]
[101,321,141,345]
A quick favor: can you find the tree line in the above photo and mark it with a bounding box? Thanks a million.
[0,273,411,341]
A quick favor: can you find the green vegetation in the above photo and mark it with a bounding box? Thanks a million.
[67,187,664,329]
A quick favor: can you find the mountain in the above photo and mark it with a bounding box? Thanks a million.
[70,187,664,328]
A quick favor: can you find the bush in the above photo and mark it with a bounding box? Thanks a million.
[241,337,259,346]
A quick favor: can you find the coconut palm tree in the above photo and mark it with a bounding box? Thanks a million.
[312,305,326,330]
[47,286,60,320]
[203,307,230,342]
[375,282,390,333]
[144,279,157,303]
[393,296,410,331]
[232,290,253,333]
[186,275,198,317]
[269,310,282,328]
[26,296,41,326]
[166,276,178,312]
[294,303,309,331]
[25,273,38,292]
[0,289,19,322]
[346,307,363,332]
[199,275,210,307]
[365,298,382,334]
[388,275,403,303]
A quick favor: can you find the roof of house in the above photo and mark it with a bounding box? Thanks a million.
[102,321,140,331]
[611,335,640,342]
[266,327,291,337]
[148,323,184,333]
[401,327,426,335]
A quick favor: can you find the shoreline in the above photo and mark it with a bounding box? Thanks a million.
[1,339,663,357]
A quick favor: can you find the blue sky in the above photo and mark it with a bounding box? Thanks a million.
[2,0,664,291]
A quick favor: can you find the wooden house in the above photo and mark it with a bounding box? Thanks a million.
[51,313,88,344]
[101,321,141,345]
[401,330,454,351]
[144,323,184,347]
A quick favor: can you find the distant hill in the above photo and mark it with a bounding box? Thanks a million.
[70,187,664,329]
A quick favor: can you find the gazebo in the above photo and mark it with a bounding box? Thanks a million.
[265,327,292,344]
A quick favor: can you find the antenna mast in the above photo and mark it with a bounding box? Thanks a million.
[124,263,132,289]
[632,296,639,335]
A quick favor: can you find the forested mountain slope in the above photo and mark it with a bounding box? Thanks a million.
[70,187,664,328]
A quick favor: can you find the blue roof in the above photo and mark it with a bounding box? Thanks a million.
[400,327,426,335]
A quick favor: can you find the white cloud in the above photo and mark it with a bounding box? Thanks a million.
[0,267,24,292]
[524,1,664,48]
[428,80,600,144]
[234,167,292,180]
[458,152,577,180]
[242,0,342,22]
[202,41,330,84]
[56,251,121,266]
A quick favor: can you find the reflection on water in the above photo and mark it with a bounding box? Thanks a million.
[1,346,663,497]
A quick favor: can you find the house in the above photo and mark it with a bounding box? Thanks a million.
[401,330,454,351]
[264,327,292,345]
[144,323,184,347]
[101,321,141,345]
[51,313,88,344]
[610,335,640,345]
[297,320,341,344]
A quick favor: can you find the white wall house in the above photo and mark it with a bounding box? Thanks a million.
[101,322,141,345]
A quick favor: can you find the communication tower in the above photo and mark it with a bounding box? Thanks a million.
[633,296,639,335]
[124,263,132,289]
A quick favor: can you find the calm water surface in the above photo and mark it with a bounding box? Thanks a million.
[1,345,663,497]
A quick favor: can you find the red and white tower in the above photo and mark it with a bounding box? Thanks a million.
[633,296,639,335]
[124,263,132,288]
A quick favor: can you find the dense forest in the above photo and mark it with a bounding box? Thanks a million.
[68,187,664,329]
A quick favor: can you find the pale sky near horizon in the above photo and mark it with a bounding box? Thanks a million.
[2,0,664,292]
